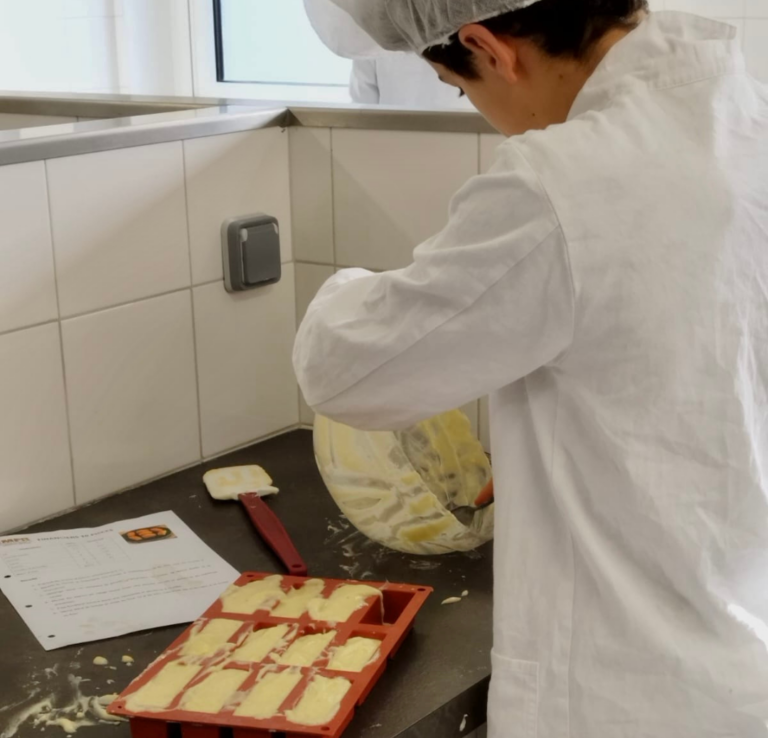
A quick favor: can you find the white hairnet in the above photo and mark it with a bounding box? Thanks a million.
[304,0,544,56]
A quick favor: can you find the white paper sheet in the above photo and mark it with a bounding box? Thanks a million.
[0,511,240,650]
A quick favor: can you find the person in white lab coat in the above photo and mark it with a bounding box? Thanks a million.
[350,53,473,108]
[295,1,768,736]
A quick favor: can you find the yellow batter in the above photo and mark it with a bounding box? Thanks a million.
[314,409,494,555]
[125,662,201,711]
[272,578,326,618]
[285,675,351,726]
[277,631,336,667]
[308,584,381,622]
[328,637,381,672]
[181,619,243,657]
[234,669,303,720]
[179,669,248,714]
[220,574,284,614]
[230,624,292,663]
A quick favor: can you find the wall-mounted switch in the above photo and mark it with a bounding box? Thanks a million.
[221,214,281,293]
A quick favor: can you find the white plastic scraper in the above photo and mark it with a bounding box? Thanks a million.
[203,465,278,500]
[203,466,307,576]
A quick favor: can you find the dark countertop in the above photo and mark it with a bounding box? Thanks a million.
[0,430,491,738]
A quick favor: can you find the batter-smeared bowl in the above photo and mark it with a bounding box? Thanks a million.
[313,410,494,555]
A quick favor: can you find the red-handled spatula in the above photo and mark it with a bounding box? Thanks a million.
[203,466,308,576]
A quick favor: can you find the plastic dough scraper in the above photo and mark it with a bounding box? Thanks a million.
[203,465,308,576]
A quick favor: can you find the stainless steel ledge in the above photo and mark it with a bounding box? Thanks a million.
[0,93,497,166]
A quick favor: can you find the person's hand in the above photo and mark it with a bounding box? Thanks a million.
[475,478,494,506]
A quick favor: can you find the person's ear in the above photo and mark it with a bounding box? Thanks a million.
[458,24,519,83]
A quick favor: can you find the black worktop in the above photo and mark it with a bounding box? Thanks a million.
[0,430,491,737]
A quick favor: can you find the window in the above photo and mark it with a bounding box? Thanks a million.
[215,0,352,87]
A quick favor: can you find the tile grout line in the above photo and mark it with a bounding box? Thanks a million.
[0,318,61,341]
[294,259,335,268]
[43,158,78,509]
[201,423,303,463]
[56,279,222,323]
[181,139,205,462]
[287,130,304,424]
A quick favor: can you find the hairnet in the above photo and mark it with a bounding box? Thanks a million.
[304,0,544,56]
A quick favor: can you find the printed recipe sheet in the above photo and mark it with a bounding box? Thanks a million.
[0,511,239,650]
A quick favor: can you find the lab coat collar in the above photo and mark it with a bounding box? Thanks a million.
[569,11,744,120]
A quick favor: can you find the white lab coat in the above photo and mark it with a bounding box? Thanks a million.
[294,12,768,738]
[350,53,474,108]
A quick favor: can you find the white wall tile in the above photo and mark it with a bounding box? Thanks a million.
[746,0,768,16]
[333,130,478,271]
[48,142,190,317]
[295,263,335,426]
[480,134,507,174]
[0,324,74,532]
[62,291,200,504]
[185,129,293,285]
[194,267,299,458]
[295,263,334,325]
[479,396,491,454]
[744,19,768,80]
[290,127,334,265]
[462,401,479,437]
[299,393,315,427]
[0,162,58,334]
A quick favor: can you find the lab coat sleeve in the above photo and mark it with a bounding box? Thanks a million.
[350,60,380,104]
[293,143,575,430]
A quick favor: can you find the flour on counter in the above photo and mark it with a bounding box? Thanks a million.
[0,675,124,737]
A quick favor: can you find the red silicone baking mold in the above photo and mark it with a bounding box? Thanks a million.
[108,572,433,738]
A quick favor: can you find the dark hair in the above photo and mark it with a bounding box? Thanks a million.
[423,0,649,79]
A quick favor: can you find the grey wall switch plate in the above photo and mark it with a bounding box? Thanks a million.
[222,214,281,292]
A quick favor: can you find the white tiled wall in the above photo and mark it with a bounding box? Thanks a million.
[0,324,74,532]
[194,269,298,459]
[185,128,293,284]
[47,142,190,317]
[294,262,335,426]
[332,129,478,271]
[0,162,58,334]
[289,127,335,265]
[289,127,491,448]
[0,128,298,532]
[62,291,200,504]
